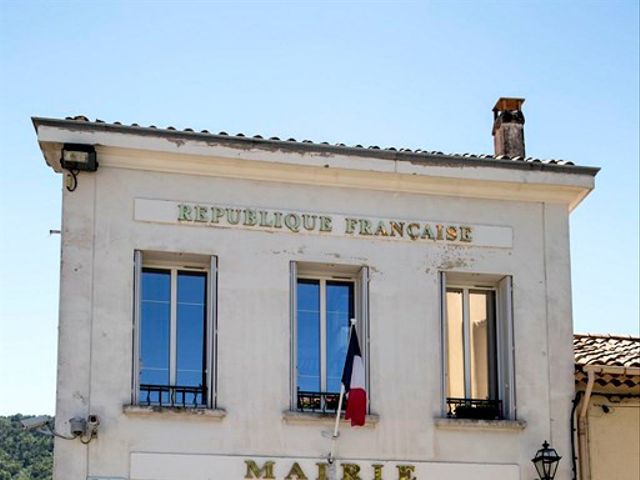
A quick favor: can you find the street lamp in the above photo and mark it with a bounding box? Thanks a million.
[531,441,562,480]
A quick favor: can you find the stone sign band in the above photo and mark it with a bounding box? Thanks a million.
[133,198,513,248]
[129,454,520,480]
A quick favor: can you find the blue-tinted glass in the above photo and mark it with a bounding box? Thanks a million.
[326,282,353,392]
[297,280,320,392]
[140,270,170,394]
[176,272,206,405]
[142,270,171,302]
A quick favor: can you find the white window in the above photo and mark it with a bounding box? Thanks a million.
[440,272,515,420]
[290,262,369,413]
[133,251,217,408]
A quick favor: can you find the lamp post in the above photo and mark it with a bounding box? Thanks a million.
[531,441,562,480]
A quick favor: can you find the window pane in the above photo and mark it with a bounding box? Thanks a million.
[176,272,207,405]
[140,270,170,393]
[469,290,496,399]
[297,280,320,392]
[325,282,354,393]
[446,289,465,398]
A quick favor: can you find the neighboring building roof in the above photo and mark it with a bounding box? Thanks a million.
[574,334,640,391]
[574,334,640,368]
[31,116,600,176]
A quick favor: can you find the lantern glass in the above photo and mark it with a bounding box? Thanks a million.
[531,441,561,480]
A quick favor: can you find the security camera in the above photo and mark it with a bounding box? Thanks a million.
[69,417,86,437]
[20,416,51,431]
[85,414,100,438]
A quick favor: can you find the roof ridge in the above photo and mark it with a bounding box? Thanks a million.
[574,333,640,341]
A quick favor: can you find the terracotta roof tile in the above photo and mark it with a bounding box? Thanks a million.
[58,115,582,167]
[574,334,640,391]
[574,333,640,368]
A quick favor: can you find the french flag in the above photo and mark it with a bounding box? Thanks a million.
[341,325,367,426]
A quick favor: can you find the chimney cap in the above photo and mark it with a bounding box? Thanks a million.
[493,97,525,113]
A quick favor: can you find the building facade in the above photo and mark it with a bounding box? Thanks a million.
[34,99,598,480]
[573,334,640,480]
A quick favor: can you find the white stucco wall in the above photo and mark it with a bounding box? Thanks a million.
[40,128,593,480]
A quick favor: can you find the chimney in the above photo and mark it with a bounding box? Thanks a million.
[492,97,525,158]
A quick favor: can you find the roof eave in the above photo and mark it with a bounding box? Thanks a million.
[31,116,601,177]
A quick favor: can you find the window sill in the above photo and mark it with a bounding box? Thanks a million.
[283,410,379,428]
[123,405,226,421]
[434,417,526,432]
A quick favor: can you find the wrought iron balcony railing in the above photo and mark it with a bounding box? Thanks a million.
[139,384,206,408]
[297,389,347,414]
[446,397,503,420]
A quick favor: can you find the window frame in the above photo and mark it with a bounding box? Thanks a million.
[440,272,515,420]
[290,262,370,412]
[132,251,218,409]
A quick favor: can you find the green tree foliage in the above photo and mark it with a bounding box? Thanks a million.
[0,415,53,480]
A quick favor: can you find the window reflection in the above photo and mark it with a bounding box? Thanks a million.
[139,268,207,406]
[176,272,207,405]
[297,280,320,392]
[446,287,497,401]
[446,289,465,399]
[326,282,354,393]
[140,270,171,390]
[296,279,354,394]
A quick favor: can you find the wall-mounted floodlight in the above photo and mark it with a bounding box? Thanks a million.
[60,143,98,192]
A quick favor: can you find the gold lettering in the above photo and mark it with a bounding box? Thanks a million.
[302,214,317,231]
[359,219,373,236]
[341,463,361,480]
[435,224,444,240]
[211,207,225,223]
[315,462,328,480]
[273,212,283,228]
[177,204,192,221]
[396,465,416,480]
[446,226,458,241]
[319,216,333,232]
[284,213,301,232]
[406,223,420,240]
[345,218,358,234]
[226,208,241,225]
[244,209,257,226]
[390,221,405,237]
[372,464,384,480]
[285,462,308,480]
[460,226,472,242]
[244,460,275,479]
[374,221,389,237]
[259,210,274,227]
[195,205,208,222]
[421,224,435,240]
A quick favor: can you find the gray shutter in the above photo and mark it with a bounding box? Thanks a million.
[439,271,447,416]
[289,261,298,410]
[497,275,515,419]
[358,266,370,410]
[207,256,218,408]
[132,250,142,405]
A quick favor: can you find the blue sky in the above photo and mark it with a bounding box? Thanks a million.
[1,1,638,415]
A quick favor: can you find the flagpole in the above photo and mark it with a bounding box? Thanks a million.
[328,383,345,463]
[328,318,355,465]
